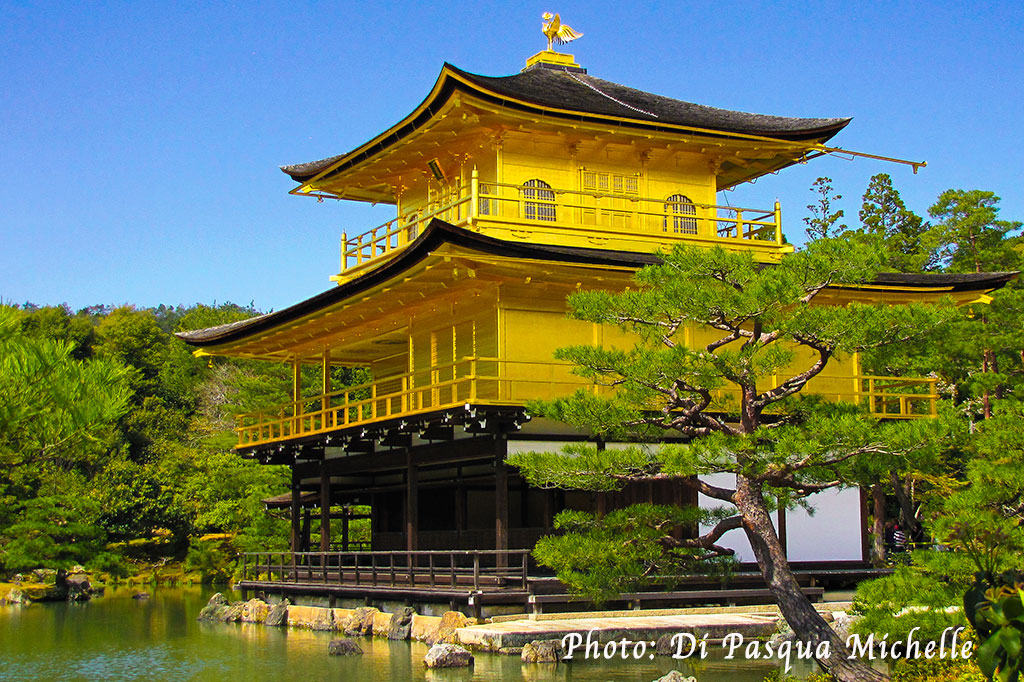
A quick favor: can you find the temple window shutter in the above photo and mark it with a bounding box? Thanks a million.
[665,194,698,234]
[522,179,556,221]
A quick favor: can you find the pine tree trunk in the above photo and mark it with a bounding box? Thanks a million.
[871,484,887,567]
[890,472,918,543]
[734,475,887,682]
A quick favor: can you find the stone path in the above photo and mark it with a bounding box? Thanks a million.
[457,611,779,651]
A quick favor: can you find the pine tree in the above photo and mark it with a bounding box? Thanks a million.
[508,236,952,682]
[858,173,935,272]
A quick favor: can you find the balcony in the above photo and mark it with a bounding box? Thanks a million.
[234,358,938,449]
[334,174,789,282]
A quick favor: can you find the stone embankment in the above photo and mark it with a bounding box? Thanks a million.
[196,593,475,646]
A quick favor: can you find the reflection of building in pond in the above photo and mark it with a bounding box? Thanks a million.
[179,47,1012,610]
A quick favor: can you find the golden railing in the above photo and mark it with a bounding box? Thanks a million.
[337,172,786,280]
[235,357,938,448]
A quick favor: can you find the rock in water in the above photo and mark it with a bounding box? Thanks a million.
[426,610,469,645]
[343,607,378,636]
[310,608,336,631]
[65,574,93,602]
[132,592,151,600]
[6,588,28,604]
[387,606,416,640]
[424,643,474,668]
[327,638,364,655]
[653,672,697,682]
[521,639,564,663]
[197,593,229,621]
[240,598,270,623]
[221,601,245,623]
[264,601,289,627]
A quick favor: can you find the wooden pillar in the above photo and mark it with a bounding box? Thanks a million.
[342,505,350,551]
[290,470,302,553]
[369,493,378,550]
[495,435,509,565]
[319,461,331,552]
[542,489,555,531]
[519,482,529,528]
[291,358,302,436]
[321,347,331,412]
[292,358,302,404]
[301,508,311,552]
[455,480,467,549]
[406,451,418,552]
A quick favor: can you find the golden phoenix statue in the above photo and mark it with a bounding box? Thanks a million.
[542,13,582,51]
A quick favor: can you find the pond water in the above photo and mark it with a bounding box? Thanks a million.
[0,587,820,681]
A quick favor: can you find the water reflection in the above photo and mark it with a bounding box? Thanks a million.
[0,587,817,681]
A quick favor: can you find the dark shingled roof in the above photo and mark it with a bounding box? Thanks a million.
[455,64,850,138]
[177,220,1017,348]
[280,62,851,184]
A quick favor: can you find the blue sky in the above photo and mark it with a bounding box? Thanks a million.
[2,1,1022,313]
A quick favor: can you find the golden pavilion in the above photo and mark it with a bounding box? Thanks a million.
[179,47,1011,610]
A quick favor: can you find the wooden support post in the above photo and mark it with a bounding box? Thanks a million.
[301,508,311,553]
[290,470,302,554]
[292,358,302,407]
[542,489,554,532]
[495,435,509,567]
[291,358,302,435]
[321,347,332,415]
[342,505,350,551]
[320,460,331,552]
[455,481,466,549]
[406,451,418,552]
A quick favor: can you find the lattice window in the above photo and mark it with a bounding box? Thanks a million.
[522,179,556,222]
[405,210,421,241]
[582,170,639,194]
[665,194,698,234]
[478,184,491,216]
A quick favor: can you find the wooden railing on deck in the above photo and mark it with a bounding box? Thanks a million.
[235,357,939,448]
[337,174,786,280]
[239,550,530,592]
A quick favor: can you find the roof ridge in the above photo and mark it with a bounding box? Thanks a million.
[565,71,659,118]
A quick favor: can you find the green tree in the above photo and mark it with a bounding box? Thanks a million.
[0,306,133,571]
[803,176,848,240]
[858,173,935,272]
[94,306,169,399]
[928,190,1021,274]
[0,306,132,474]
[508,238,951,682]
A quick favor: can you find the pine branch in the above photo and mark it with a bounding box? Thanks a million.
[753,346,833,408]
[695,478,737,502]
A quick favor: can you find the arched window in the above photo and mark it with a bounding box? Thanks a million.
[404,210,421,242]
[522,179,556,222]
[665,194,698,234]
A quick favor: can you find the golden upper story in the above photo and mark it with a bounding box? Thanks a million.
[178,53,1006,450]
[280,53,858,283]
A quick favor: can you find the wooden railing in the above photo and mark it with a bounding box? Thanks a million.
[235,357,939,448]
[239,550,531,592]
[336,172,787,280]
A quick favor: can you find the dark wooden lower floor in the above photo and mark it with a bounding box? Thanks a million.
[237,549,888,618]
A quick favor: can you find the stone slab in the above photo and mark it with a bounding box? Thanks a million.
[411,614,442,641]
[372,611,393,637]
[457,613,779,651]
